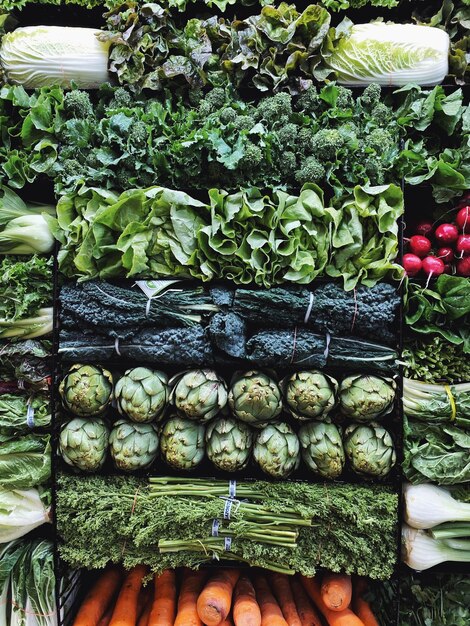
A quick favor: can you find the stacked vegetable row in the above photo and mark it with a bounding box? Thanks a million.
[58,364,397,479]
[0,188,56,624]
[71,566,384,626]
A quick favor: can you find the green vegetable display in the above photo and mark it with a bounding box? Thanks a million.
[159,416,205,471]
[228,371,283,428]
[253,422,300,478]
[170,370,227,422]
[339,374,396,421]
[115,367,168,424]
[299,421,345,479]
[57,474,398,579]
[109,419,159,472]
[344,423,396,478]
[205,417,253,473]
[59,417,110,472]
[59,363,113,417]
[0,393,50,435]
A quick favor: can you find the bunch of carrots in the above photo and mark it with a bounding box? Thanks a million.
[72,566,381,626]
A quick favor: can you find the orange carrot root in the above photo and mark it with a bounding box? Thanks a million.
[253,573,288,626]
[321,574,352,612]
[148,570,177,626]
[73,567,123,626]
[197,569,240,626]
[269,574,302,626]
[233,576,262,626]
[300,576,365,626]
[174,569,207,626]
[109,565,149,626]
[290,579,322,626]
[353,578,379,626]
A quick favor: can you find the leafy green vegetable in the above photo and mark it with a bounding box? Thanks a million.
[403,336,470,384]
[404,275,470,351]
[56,474,398,579]
[0,433,50,488]
[0,393,50,436]
[404,416,470,485]
[51,183,402,288]
[0,255,52,323]
[0,340,51,388]
[0,487,50,544]
[404,378,470,430]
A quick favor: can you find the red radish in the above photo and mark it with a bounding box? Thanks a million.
[408,235,432,258]
[456,235,470,256]
[434,223,459,245]
[456,206,470,233]
[403,254,423,277]
[443,264,453,274]
[415,221,433,237]
[456,257,470,277]
[437,247,454,263]
[422,256,445,276]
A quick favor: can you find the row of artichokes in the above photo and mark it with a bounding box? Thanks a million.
[59,364,397,425]
[59,413,396,480]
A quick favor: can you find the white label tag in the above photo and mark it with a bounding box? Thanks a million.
[135,280,183,299]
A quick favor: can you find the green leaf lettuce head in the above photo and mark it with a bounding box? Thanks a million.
[0,433,50,488]
[0,255,52,323]
[0,486,50,543]
[0,393,50,436]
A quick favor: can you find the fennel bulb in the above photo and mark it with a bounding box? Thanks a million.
[404,483,470,529]
[0,215,54,254]
[324,22,450,86]
[0,488,50,544]
[402,524,470,571]
[0,26,110,89]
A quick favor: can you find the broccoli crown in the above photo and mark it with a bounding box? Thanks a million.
[241,142,263,167]
[363,156,386,185]
[220,107,237,125]
[280,151,297,178]
[360,83,382,109]
[371,103,393,126]
[276,123,298,151]
[296,127,315,156]
[199,88,227,117]
[311,128,344,160]
[232,115,255,131]
[128,120,148,149]
[63,91,93,119]
[109,87,134,109]
[59,158,86,180]
[295,86,322,114]
[366,128,394,152]
[335,86,354,109]
[295,156,326,185]
[256,92,293,124]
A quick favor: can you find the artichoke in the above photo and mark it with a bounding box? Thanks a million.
[160,415,205,470]
[170,369,228,422]
[109,419,159,472]
[206,417,253,472]
[228,371,282,428]
[344,422,396,478]
[115,367,168,423]
[253,422,300,478]
[299,421,345,479]
[59,363,113,417]
[339,375,396,422]
[59,417,109,472]
[282,370,338,421]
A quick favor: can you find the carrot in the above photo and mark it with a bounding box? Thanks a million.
[269,574,302,626]
[233,576,261,626]
[137,590,153,626]
[73,567,123,626]
[148,570,176,626]
[174,569,207,626]
[321,574,352,612]
[253,573,288,626]
[96,606,114,626]
[109,565,149,626]
[197,569,240,626]
[352,579,379,626]
[289,579,322,626]
[300,577,365,626]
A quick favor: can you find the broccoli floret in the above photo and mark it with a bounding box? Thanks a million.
[59,158,86,179]
[220,108,237,125]
[63,91,93,118]
[109,87,133,109]
[311,128,344,160]
[366,128,394,152]
[296,127,315,156]
[281,151,297,178]
[276,123,298,151]
[241,142,263,167]
[363,156,386,185]
[232,115,255,131]
[295,156,325,185]
[256,92,292,124]
[371,103,393,126]
[295,86,322,114]
[360,83,381,109]
[128,121,148,149]
[115,168,136,190]
[335,86,353,110]
[199,88,227,117]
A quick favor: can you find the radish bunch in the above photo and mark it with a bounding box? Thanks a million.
[403,203,470,278]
